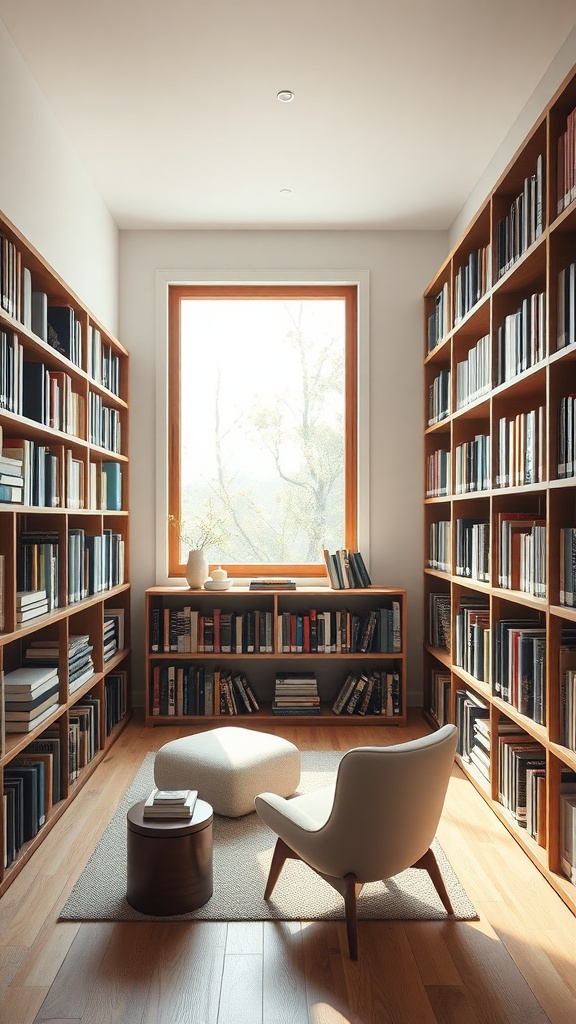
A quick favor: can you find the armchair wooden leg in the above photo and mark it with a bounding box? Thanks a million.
[264,837,294,900]
[411,847,454,915]
[342,873,361,961]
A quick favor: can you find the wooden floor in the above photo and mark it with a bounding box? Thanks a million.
[1,711,576,1024]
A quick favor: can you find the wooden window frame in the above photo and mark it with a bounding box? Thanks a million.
[168,283,358,578]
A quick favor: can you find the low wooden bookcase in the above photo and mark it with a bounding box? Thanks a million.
[144,585,407,727]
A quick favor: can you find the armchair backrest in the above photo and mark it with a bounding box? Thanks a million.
[308,725,458,882]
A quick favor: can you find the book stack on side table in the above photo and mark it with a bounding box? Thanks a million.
[143,788,198,819]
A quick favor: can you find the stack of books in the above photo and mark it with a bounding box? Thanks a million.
[4,665,60,733]
[24,634,95,696]
[272,671,321,716]
[249,578,296,590]
[16,589,49,624]
[143,788,198,819]
[0,450,24,504]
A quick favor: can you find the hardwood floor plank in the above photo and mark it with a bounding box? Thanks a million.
[226,921,263,955]
[262,921,308,1024]
[0,986,50,1024]
[340,922,437,1024]
[33,923,114,1021]
[439,917,551,1024]
[425,984,483,1024]
[218,952,263,1024]
[0,946,28,1002]
[140,922,227,1024]
[403,921,463,986]
[12,921,79,988]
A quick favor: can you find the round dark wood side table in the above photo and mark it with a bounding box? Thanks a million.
[126,798,213,915]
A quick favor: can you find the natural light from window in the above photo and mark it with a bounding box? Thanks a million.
[178,295,347,567]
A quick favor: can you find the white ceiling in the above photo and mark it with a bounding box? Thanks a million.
[1,0,575,231]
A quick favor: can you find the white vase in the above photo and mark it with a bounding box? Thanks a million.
[185,548,208,589]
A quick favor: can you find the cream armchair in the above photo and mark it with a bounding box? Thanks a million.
[254,724,458,958]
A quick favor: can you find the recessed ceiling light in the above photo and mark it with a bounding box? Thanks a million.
[277,90,294,103]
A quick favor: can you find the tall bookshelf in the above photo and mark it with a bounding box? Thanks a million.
[0,210,131,895]
[144,585,407,726]
[423,63,576,916]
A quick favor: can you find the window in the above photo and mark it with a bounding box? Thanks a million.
[168,284,358,577]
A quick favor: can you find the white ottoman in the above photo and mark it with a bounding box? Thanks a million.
[154,726,301,817]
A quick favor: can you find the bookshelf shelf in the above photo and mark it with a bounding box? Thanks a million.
[144,585,407,727]
[0,209,131,896]
[423,61,576,917]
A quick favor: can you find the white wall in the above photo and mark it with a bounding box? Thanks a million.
[120,229,447,707]
[0,20,119,332]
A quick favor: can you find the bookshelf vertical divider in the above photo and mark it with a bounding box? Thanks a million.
[424,62,576,916]
[0,209,131,896]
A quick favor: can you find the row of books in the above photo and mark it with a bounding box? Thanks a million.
[331,668,402,717]
[454,243,491,323]
[105,671,128,736]
[3,697,102,868]
[22,361,84,436]
[557,262,576,349]
[1,435,122,510]
[455,333,490,410]
[150,664,260,717]
[558,394,576,478]
[454,598,490,684]
[496,155,544,279]
[455,688,489,774]
[561,783,576,884]
[454,433,490,494]
[496,291,545,384]
[15,528,125,619]
[498,731,546,831]
[496,407,545,487]
[427,519,451,573]
[0,237,122,391]
[562,656,576,753]
[557,106,576,216]
[427,367,450,425]
[87,325,121,397]
[67,527,125,602]
[322,548,372,589]
[428,593,451,652]
[150,603,400,656]
[493,618,547,724]
[498,513,546,598]
[427,282,449,354]
[33,297,83,367]
[88,392,122,454]
[561,528,576,607]
[428,669,451,727]
[0,328,22,415]
[455,517,489,582]
[425,447,450,498]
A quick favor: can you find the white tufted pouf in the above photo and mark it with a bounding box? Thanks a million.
[154,726,301,817]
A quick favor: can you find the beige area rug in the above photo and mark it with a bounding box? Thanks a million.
[59,751,478,923]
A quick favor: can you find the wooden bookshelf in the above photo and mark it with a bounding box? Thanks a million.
[0,209,131,895]
[423,62,576,916]
[144,585,407,727]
